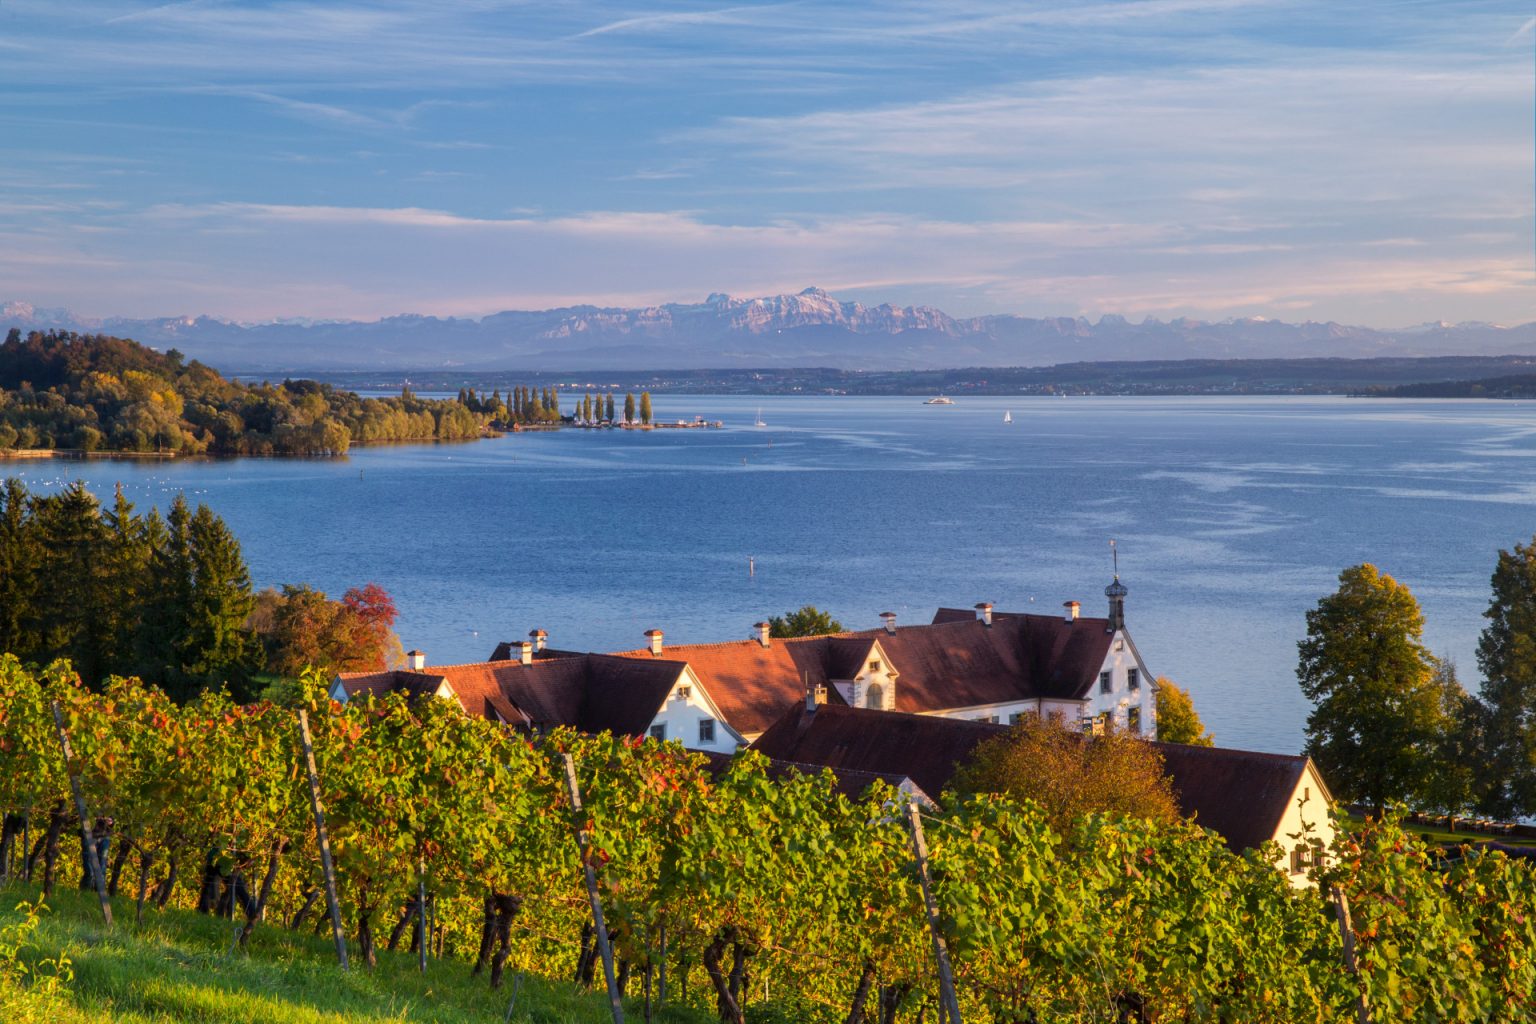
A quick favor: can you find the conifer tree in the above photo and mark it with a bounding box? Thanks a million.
[182,505,257,697]
[31,482,109,679]
[1477,537,1536,816]
[134,496,195,694]
[97,485,153,678]
[0,478,38,658]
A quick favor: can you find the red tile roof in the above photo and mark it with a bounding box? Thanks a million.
[605,610,1113,735]
[749,703,1317,853]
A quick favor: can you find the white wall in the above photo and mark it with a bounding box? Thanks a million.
[645,669,743,752]
[1086,629,1156,735]
[1269,764,1338,888]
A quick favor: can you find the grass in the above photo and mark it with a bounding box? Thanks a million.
[1341,812,1513,848]
[0,884,712,1024]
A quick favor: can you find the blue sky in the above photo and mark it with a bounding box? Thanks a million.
[2,0,1532,325]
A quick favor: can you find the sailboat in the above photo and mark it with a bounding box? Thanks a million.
[754,408,767,427]
[1003,410,1013,424]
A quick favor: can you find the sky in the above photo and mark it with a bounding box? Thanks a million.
[1,0,1532,326]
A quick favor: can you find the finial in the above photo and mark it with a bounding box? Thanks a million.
[1110,538,1119,579]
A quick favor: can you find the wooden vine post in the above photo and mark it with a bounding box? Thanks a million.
[297,709,349,970]
[905,803,961,1024]
[417,860,428,974]
[1330,885,1371,1024]
[51,701,112,927]
[561,752,625,1024]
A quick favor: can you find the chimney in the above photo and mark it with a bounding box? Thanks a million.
[880,611,897,634]
[644,629,664,656]
[517,640,533,666]
[1063,601,1080,624]
[806,680,828,712]
[406,649,426,671]
[529,628,547,652]
[753,621,772,647]
[974,602,994,627]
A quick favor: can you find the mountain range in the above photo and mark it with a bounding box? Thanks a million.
[5,289,1534,371]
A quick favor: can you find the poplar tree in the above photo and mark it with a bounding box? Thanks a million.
[640,392,652,425]
[604,394,615,422]
[625,393,636,424]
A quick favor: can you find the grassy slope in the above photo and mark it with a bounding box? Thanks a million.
[0,884,708,1024]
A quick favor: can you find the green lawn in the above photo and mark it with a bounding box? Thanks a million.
[1341,813,1510,848]
[0,884,710,1024]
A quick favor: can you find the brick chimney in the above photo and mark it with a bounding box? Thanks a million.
[880,611,897,634]
[406,649,426,671]
[644,629,664,656]
[974,602,994,627]
[517,641,533,666]
[1063,601,1080,624]
[753,621,772,647]
[529,628,547,652]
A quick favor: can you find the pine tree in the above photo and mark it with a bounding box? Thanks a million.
[134,496,194,695]
[97,485,153,679]
[0,479,39,659]
[640,392,652,425]
[625,393,636,424]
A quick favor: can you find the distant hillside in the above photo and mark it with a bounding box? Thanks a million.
[5,289,1533,372]
[1370,374,1536,399]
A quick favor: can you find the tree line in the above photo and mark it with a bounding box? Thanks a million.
[455,385,653,426]
[4,661,1535,1022]
[1299,541,1536,821]
[0,478,400,701]
[0,330,485,456]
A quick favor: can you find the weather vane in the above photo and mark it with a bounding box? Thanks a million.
[1110,538,1119,578]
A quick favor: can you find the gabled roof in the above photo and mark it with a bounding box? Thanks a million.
[749,703,1325,853]
[336,653,682,737]
[1152,742,1316,853]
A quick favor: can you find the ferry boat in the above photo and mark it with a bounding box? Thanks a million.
[923,395,955,405]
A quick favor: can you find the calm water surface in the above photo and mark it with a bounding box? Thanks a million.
[11,395,1536,754]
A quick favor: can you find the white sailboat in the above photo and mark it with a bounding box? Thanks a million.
[1003,410,1013,424]
[754,408,767,427]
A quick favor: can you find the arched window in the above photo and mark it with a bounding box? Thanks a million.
[866,683,885,709]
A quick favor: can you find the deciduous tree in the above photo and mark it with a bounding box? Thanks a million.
[1153,678,1213,746]
[767,605,843,638]
[1297,564,1453,816]
[951,715,1179,829]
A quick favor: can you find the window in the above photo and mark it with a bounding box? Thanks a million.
[869,659,881,672]
[1290,845,1310,875]
[866,683,884,709]
[986,715,1000,724]
[1100,670,1113,694]
[649,724,666,741]
[698,718,715,743]
[676,685,691,701]
[1008,713,1022,726]
[1127,706,1141,734]
[1127,668,1140,691]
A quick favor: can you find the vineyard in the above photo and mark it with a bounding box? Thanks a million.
[2,655,1535,1023]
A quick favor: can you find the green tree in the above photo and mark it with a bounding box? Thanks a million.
[0,479,39,658]
[624,392,636,424]
[1476,537,1536,816]
[604,393,615,421]
[133,496,194,693]
[951,715,1180,830]
[1297,564,1453,815]
[181,504,257,696]
[29,482,109,679]
[768,605,844,638]
[1153,678,1213,746]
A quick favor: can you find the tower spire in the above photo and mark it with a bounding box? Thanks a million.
[1105,539,1128,632]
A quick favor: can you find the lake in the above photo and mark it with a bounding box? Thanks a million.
[8,394,1536,754]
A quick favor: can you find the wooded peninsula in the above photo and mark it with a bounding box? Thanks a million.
[0,330,488,457]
